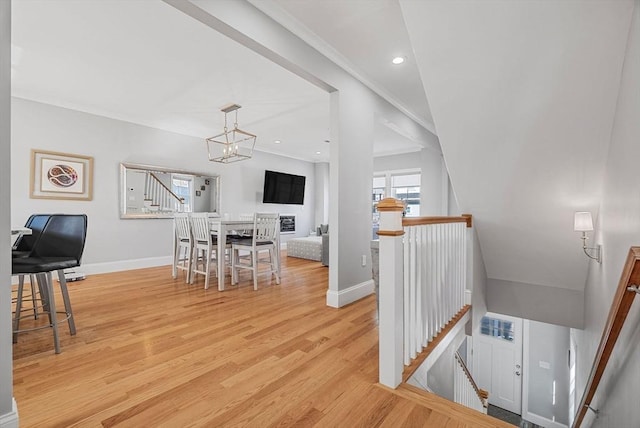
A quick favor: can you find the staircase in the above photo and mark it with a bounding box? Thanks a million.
[143,172,185,213]
[387,383,512,427]
[376,197,498,421]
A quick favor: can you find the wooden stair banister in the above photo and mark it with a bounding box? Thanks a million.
[572,247,640,428]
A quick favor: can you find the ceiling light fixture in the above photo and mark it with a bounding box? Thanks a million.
[315,151,321,155]
[206,104,256,164]
[274,140,281,144]
[392,56,405,65]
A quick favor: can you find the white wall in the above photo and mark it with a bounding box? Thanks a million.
[448,177,460,216]
[426,327,467,401]
[11,98,317,272]
[487,279,584,329]
[373,151,422,171]
[471,229,488,338]
[0,1,15,425]
[573,2,640,427]
[524,320,570,427]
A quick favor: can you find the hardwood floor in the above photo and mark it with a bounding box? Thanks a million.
[12,255,512,427]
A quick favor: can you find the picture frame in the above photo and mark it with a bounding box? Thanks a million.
[195,190,202,197]
[30,149,94,200]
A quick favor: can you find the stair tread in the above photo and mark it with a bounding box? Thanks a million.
[379,383,512,428]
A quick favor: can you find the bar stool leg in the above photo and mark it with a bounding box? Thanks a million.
[13,275,26,343]
[57,269,76,335]
[38,273,50,316]
[45,271,61,354]
[30,274,40,319]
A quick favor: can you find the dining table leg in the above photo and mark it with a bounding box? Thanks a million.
[217,224,226,291]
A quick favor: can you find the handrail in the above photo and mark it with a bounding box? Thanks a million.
[402,214,472,228]
[572,246,640,428]
[149,172,185,204]
[454,351,488,407]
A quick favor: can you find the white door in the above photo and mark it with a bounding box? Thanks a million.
[473,312,523,414]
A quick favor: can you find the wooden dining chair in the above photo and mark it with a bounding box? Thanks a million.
[172,213,193,283]
[189,213,219,290]
[231,213,280,290]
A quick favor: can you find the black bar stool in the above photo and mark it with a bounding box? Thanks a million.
[12,214,52,330]
[12,214,88,354]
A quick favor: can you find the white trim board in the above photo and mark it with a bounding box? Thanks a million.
[0,398,19,428]
[412,309,470,375]
[11,256,173,284]
[326,279,374,308]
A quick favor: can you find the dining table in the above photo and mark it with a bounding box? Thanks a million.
[11,226,32,247]
[210,219,280,291]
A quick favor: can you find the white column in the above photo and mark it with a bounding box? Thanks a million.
[378,198,404,388]
[0,1,18,426]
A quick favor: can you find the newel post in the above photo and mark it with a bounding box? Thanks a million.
[377,197,405,388]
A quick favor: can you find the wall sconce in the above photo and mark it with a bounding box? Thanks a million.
[574,211,602,263]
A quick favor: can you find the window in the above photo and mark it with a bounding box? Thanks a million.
[480,316,515,342]
[372,176,386,229]
[171,176,193,212]
[391,173,420,217]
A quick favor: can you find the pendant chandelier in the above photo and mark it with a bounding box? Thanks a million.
[206,104,256,164]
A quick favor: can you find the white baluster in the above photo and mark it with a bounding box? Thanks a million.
[403,225,410,365]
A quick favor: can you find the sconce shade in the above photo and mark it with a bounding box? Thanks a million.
[574,211,594,232]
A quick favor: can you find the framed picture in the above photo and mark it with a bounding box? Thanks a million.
[200,185,206,190]
[195,190,201,197]
[30,149,94,200]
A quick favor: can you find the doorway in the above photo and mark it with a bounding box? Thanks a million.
[473,312,523,414]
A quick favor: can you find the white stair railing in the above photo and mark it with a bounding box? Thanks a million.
[378,197,472,388]
[403,220,467,364]
[454,351,488,414]
[144,172,185,213]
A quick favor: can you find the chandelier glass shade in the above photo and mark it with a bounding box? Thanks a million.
[206,104,256,164]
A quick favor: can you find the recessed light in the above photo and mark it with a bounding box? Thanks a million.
[315,151,321,155]
[392,56,405,65]
[274,140,281,144]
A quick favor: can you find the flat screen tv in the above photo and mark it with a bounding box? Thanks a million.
[262,170,306,205]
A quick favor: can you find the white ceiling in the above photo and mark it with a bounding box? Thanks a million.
[11,0,333,162]
[10,0,426,163]
[256,0,435,133]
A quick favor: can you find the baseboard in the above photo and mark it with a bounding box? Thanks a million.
[326,279,374,308]
[11,256,173,284]
[79,256,173,275]
[0,398,19,428]
[522,410,568,428]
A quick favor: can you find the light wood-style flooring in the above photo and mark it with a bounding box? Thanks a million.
[12,255,512,427]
